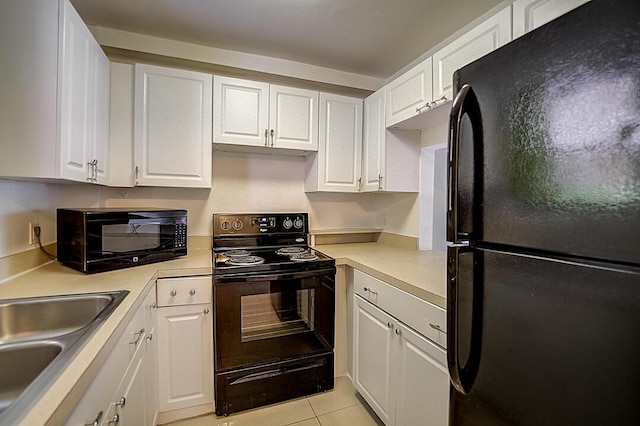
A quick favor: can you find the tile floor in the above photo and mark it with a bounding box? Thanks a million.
[168,376,384,426]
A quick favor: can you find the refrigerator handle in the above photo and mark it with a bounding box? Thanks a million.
[447,245,482,394]
[447,84,482,243]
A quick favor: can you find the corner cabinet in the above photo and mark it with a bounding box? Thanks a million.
[0,0,109,184]
[134,64,212,188]
[513,0,590,38]
[305,93,363,192]
[156,276,214,422]
[213,76,319,153]
[65,284,158,426]
[352,270,448,426]
[362,89,420,192]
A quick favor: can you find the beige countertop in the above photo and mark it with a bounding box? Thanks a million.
[315,242,447,309]
[0,249,212,426]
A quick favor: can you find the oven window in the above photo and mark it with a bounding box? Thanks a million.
[102,223,161,253]
[241,289,315,342]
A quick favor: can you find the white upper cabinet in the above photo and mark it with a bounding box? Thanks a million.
[269,85,319,150]
[385,58,433,128]
[305,93,362,192]
[432,6,511,102]
[134,64,212,188]
[213,76,269,147]
[513,0,590,38]
[0,0,109,184]
[213,76,318,153]
[363,89,420,193]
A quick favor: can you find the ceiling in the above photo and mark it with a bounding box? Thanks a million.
[70,0,504,79]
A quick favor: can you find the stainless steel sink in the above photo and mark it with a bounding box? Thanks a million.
[0,294,114,344]
[0,291,129,425]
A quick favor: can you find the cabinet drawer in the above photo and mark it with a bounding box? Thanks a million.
[353,269,446,348]
[157,276,212,307]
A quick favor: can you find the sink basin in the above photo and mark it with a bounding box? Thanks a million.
[0,341,63,413]
[0,294,114,344]
[0,291,129,425]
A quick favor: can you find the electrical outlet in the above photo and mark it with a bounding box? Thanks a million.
[28,222,39,245]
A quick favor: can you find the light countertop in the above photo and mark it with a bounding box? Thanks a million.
[0,242,445,425]
[0,250,212,426]
[315,242,447,309]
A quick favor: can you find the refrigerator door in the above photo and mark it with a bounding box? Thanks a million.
[451,0,640,264]
[448,247,640,425]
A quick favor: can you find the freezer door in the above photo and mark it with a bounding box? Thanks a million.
[451,0,640,264]
[449,248,640,425]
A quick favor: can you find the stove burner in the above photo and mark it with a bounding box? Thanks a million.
[225,255,265,266]
[276,247,306,255]
[224,250,251,257]
[290,252,318,262]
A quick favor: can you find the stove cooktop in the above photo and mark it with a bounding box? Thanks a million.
[213,246,334,275]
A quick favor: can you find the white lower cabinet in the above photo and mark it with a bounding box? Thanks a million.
[65,284,157,425]
[156,276,214,416]
[352,270,448,426]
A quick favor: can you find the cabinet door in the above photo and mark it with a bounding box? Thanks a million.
[513,0,590,38]
[58,0,93,183]
[134,64,212,188]
[395,323,449,426]
[386,57,433,128]
[269,85,319,151]
[362,88,385,192]
[143,287,158,426]
[353,295,394,425]
[114,338,147,425]
[432,6,511,102]
[157,303,213,412]
[90,43,110,184]
[308,93,362,192]
[213,76,269,147]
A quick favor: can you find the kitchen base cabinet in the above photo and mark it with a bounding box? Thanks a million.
[156,276,214,416]
[352,269,448,426]
[65,284,157,426]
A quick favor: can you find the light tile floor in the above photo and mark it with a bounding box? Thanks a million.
[168,377,384,426]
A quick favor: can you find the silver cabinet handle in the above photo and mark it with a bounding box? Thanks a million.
[131,328,145,346]
[203,308,210,314]
[378,174,383,191]
[189,289,196,296]
[107,413,120,424]
[264,129,269,146]
[85,411,103,426]
[93,159,98,181]
[170,290,177,297]
[270,129,275,147]
[134,166,139,185]
[115,396,126,407]
[358,177,362,192]
[429,323,447,334]
[395,328,402,336]
[363,287,378,296]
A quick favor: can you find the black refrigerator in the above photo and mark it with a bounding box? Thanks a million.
[446,1,640,425]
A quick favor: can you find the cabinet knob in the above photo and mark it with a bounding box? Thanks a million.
[107,413,120,424]
[147,333,153,341]
[189,289,196,296]
[387,322,393,329]
[170,290,177,297]
[150,302,156,309]
[115,396,126,407]
[203,308,210,315]
[85,411,103,426]
[395,328,402,336]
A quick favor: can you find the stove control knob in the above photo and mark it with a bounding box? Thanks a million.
[232,219,243,231]
[293,217,303,229]
[283,218,293,229]
[220,220,231,231]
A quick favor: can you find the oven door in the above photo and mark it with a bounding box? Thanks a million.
[214,267,335,373]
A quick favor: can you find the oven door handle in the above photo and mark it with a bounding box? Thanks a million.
[216,267,336,282]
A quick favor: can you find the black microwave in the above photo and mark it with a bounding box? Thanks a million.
[57,208,188,273]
